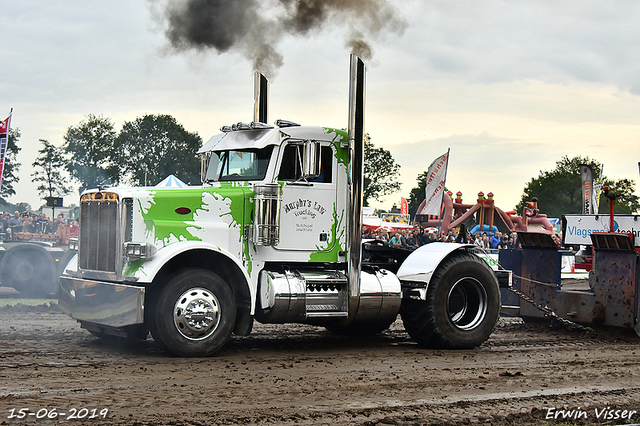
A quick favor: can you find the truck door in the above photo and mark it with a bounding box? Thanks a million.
[276,141,339,252]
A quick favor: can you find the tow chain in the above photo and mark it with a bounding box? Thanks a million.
[475,247,593,332]
[506,284,593,332]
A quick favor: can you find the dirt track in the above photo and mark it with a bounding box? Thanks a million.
[2,290,640,425]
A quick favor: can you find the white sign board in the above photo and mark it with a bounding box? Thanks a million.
[563,214,640,246]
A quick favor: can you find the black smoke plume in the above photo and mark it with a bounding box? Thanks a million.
[151,0,406,78]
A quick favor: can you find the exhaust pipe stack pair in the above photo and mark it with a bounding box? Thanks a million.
[253,55,366,303]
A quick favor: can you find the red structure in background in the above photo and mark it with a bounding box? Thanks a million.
[415,191,555,235]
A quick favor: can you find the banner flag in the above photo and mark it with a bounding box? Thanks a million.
[421,149,450,216]
[0,110,11,191]
[400,197,408,215]
[579,164,594,214]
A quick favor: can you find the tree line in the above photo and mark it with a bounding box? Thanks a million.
[1,114,202,209]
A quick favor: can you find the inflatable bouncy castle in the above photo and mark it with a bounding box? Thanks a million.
[414,191,555,235]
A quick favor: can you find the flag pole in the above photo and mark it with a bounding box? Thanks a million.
[0,108,13,191]
[436,148,450,235]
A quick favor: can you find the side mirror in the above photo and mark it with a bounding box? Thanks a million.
[301,140,321,180]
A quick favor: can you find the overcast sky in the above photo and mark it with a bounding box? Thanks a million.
[4,0,640,214]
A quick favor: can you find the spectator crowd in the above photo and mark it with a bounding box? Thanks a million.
[0,211,79,240]
[363,224,523,251]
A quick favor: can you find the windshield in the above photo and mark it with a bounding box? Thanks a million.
[205,147,273,182]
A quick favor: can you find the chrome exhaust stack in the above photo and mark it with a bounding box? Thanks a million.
[254,72,269,124]
[347,54,366,301]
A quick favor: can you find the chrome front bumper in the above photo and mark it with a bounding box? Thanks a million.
[59,277,145,328]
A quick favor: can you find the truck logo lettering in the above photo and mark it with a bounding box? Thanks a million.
[283,199,327,217]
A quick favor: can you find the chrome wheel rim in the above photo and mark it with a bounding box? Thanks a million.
[447,277,488,330]
[173,288,221,340]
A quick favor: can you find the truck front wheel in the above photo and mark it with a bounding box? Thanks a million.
[152,269,236,357]
[400,251,500,349]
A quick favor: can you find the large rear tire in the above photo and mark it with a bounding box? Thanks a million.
[400,251,500,349]
[152,269,236,357]
[1,248,57,297]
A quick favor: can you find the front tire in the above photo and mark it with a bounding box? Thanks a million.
[152,269,236,357]
[401,251,500,349]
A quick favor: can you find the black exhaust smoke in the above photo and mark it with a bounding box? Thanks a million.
[152,0,406,78]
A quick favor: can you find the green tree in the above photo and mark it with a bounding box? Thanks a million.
[599,178,640,214]
[518,155,639,217]
[32,139,72,200]
[363,134,401,206]
[63,114,119,193]
[115,114,202,186]
[0,128,22,201]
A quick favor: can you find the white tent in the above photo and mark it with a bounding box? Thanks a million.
[155,175,187,187]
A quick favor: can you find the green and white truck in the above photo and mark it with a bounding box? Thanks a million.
[59,56,503,357]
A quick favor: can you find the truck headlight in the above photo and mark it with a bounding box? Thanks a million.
[125,242,157,260]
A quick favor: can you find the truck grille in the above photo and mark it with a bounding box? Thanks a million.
[79,193,119,273]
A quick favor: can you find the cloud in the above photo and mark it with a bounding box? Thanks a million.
[399,1,640,93]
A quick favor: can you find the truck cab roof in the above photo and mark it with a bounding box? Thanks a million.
[198,123,345,154]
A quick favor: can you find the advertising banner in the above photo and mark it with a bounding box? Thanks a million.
[579,164,594,214]
[421,150,449,216]
[563,214,640,246]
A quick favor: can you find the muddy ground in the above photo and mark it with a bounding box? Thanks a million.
[1,288,640,426]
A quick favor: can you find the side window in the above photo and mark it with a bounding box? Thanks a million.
[279,145,300,181]
[278,145,333,183]
[315,146,333,183]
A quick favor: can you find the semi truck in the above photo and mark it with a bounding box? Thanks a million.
[58,55,505,357]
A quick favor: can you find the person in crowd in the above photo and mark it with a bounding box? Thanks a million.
[22,216,36,233]
[490,231,501,249]
[52,213,66,233]
[42,218,54,234]
[68,220,79,237]
[362,226,371,239]
[389,231,403,247]
[482,233,491,248]
[474,232,484,248]
[8,211,22,235]
[421,228,432,246]
[35,213,50,233]
[497,234,509,249]
[455,224,469,244]
[1,213,9,235]
[400,229,408,246]
[508,233,519,249]
[375,229,389,242]
[405,230,417,248]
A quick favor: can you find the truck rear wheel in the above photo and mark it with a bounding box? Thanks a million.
[152,269,236,357]
[1,247,57,297]
[400,251,500,349]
